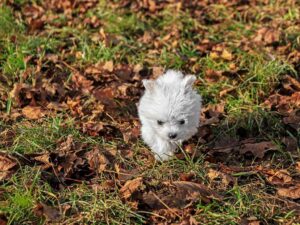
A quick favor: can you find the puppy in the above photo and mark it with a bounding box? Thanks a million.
[138,70,202,161]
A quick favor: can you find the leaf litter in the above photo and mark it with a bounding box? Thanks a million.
[0,0,300,224]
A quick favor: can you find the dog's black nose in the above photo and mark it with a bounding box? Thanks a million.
[168,133,177,139]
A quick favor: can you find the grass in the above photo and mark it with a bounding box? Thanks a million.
[0,1,300,224]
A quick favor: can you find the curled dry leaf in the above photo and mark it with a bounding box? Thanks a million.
[85,148,109,173]
[0,153,17,181]
[264,169,293,186]
[207,169,234,190]
[119,177,143,200]
[33,154,52,169]
[22,106,44,120]
[277,185,300,199]
[72,72,94,94]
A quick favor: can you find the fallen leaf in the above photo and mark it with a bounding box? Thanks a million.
[148,0,156,12]
[22,106,44,119]
[221,49,233,60]
[209,51,219,59]
[264,169,293,186]
[33,154,52,169]
[33,203,61,222]
[179,172,195,181]
[72,72,94,94]
[282,137,298,152]
[0,153,17,181]
[152,67,164,79]
[93,87,116,103]
[204,69,223,83]
[295,162,300,172]
[56,135,75,155]
[249,221,260,225]
[85,148,109,173]
[239,141,278,158]
[277,185,300,199]
[283,110,300,130]
[119,177,143,200]
[253,27,281,44]
[103,60,114,72]
[207,169,234,190]
[82,121,105,136]
[142,181,222,210]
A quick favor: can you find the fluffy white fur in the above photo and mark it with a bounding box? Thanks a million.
[138,70,202,161]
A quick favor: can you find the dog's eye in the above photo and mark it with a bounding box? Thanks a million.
[179,120,185,125]
[157,120,164,125]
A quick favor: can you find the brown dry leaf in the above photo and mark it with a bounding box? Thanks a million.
[282,75,300,92]
[249,221,260,225]
[56,135,74,154]
[207,169,220,180]
[282,137,298,152]
[210,51,219,59]
[219,86,236,97]
[148,0,156,12]
[152,66,164,79]
[82,121,105,136]
[93,87,116,103]
[33,203,61,222]
[283,110,300,130]
[239,141,278,158]
[33,154,52,169]
[178,216,198,225]
[253,27,281,44]
[119,177,143,200]
[264,169,293,186]
[207,169,234,190]
[277,184,300,199]
[103,60,114,72]
[143,181,223,210]
[85,64,102,74]
[85,148,109,173]
[121,125,140,143]
[117,167,141,182]
[115,65,133,81]
[295,162,300,172]
[204,69,223,83]
[0,129,15,147]
[72,72,94,94]
[0,154,17,181]
[22,106,44,120]
[179,172,196,181]
[221,49,233,61]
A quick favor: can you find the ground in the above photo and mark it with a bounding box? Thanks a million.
[0,0,300,224]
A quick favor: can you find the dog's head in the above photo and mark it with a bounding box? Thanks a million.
[138,70,201,142]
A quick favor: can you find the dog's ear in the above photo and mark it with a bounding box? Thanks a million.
[142,79,155,91]
[182,75,196,90]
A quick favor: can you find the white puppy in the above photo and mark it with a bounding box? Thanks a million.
[138,70,202,161]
